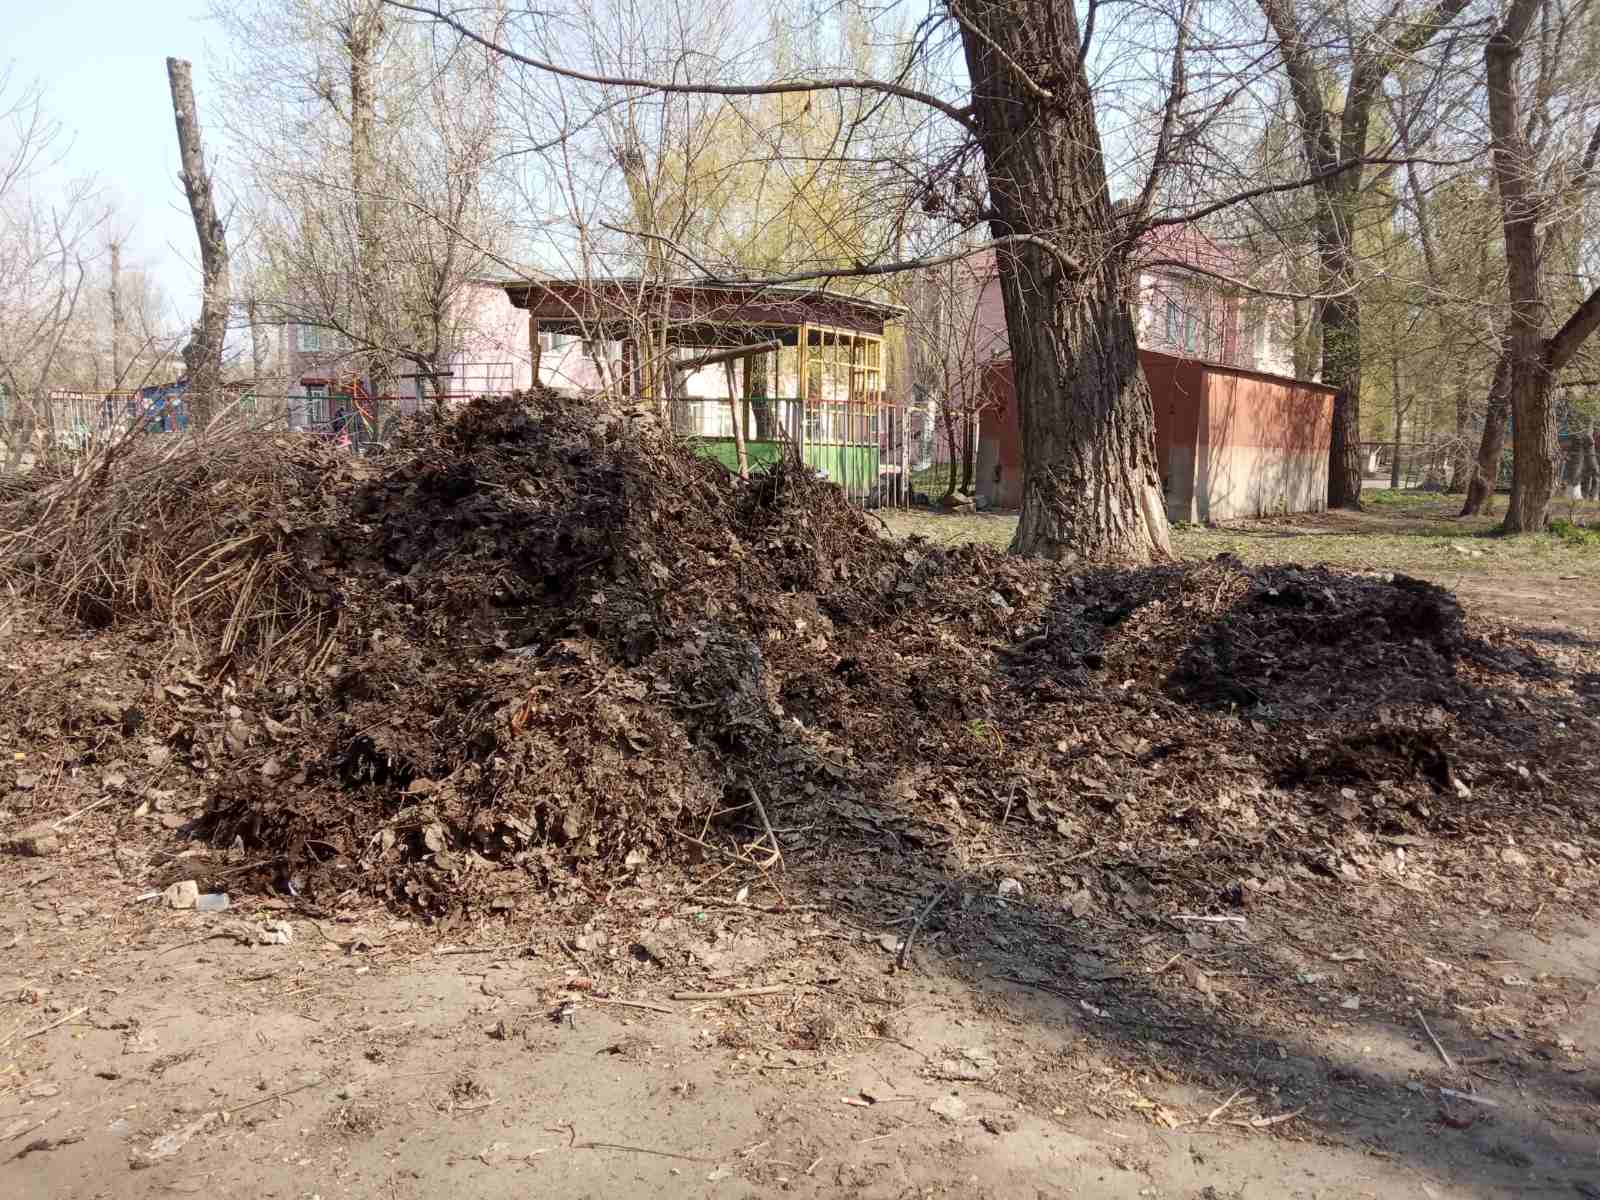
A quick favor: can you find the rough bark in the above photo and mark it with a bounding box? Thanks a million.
[959,410,976,492]
[247,297,268,384]
[1582,418,1599,499]
[1461,350,1511,515]
[166,57,230,432]
[1487,0,1558,532]
[959,0,1170,563]
[1258,0,1473,511]
[343,3,387,394]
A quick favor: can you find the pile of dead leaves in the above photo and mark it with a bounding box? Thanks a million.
[4,392,1594,921]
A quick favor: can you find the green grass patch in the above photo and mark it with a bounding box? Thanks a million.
[1549,517,1600,548]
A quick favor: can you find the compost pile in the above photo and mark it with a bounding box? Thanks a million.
[2,392,1591,916]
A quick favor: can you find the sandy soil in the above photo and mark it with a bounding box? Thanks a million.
[4,817,1598,1199]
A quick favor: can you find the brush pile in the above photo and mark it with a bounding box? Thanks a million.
[2,391,1592,917]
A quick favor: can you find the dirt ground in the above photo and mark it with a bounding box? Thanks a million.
[4,422,1599,1199]
[4,795,1598,1200]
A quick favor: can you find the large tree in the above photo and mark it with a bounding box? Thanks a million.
[1481,0,1600,530]
[1256,0,1474,510]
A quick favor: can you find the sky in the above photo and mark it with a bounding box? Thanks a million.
[2,0,219,325]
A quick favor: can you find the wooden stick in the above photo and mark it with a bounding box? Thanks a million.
[433,942,533,957]
[572,1140,713,1163]
[589,996,675,1014]
[897,883,951,970]
[669,986,793,1001]
[1205,1087,1244,1124]
[742,782,783,869]
[0,1006,87,1049]
[1416,1008,1455,1072]
[224,1078,319,1116]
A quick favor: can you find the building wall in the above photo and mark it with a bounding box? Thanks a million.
[1196,365,1332,519]
[978,352,1334,520]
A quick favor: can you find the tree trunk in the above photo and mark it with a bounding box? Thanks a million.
[108,239,124,389]
[166,57,230,432]
[247,297,267,383]
[345,2,386,394]
[1485,0,1558,533]
[723,361,749,480]
[1461,350,1511,516]
[1447,374,1472,492]
[942,400,959,501]
[959,409,975,492]
[1320,289,1363,508]
[1582,419,1599,499]
[959,0,1170,563]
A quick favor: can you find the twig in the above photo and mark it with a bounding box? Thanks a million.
[1205,1087,1244,1124]
[224,1078,320,1116]
[8,1134,83,1162]
[1440,1087,1499,1108]
[669,986,794,1001]
[1171,914,1247,925]
[588,996,675,1014]
[741,781,783,869]
[572,1141,713,1162]
[433,942,533,957]
[557,938,592,976]
[0,1006,87,1049]
[1416,1009,1455,1072]
[678,862,739,902]
[897,883,951,971]
[1236,1106,1306,1128]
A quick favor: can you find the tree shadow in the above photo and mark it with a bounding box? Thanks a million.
[768,558,1599,1197]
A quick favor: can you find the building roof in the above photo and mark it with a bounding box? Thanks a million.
[500,276,905,345]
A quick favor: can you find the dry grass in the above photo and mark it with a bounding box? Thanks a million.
[0,428,344,677]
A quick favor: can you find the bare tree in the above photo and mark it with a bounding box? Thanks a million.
[1480,0,1600,531]
[1256,0,1475,510]
[0,68,108,468]
[167,57,231,431]
[215,0,512,397]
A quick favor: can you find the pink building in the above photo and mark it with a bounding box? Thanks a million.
[280,277,607,425]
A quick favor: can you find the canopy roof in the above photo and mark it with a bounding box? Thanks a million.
[501,277,903,347]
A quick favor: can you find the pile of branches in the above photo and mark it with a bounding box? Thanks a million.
[0,430,347,676]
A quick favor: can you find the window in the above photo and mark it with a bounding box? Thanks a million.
[1184,313,1199,353]
[1164,299,1181,346]
[297,324,322,353]
[304,385,327,424]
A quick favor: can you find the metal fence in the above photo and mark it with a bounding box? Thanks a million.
[663,394,932,507]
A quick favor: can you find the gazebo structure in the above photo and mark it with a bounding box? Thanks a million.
[502,277,902,499]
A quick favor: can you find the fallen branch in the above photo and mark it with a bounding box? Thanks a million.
[8,1134,83,1162]
[588,996,675,1014]
[0,1005,87,1049]
[740,781,783,869]
[897,883,951,971]
[224,1077,320,1116]
[1205,1087,1245,1124]
[1416,1008,1455,1072]
[669,986,793,1001]
[1440,1087,1499,1108]
[572,1140,714,1162]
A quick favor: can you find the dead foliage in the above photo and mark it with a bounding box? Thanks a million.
[1,392,1594,929]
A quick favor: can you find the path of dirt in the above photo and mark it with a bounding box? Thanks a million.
[5,825,1599,1199]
